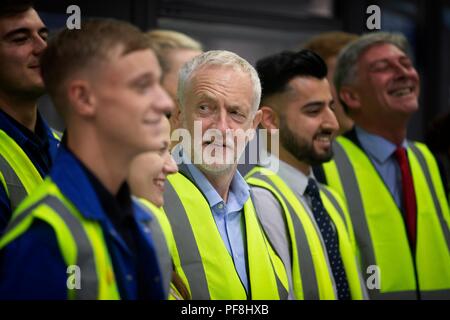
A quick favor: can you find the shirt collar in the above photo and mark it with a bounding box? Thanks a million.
[264,153,313,196]
[0,108,53,150]
[84,166,135,224]
[355,126,408,164]
[132,198,153,222]
[177,146,250,210]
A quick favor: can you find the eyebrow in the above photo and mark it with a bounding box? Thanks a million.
[129,72,157,86]
[196,93,217,102]
[369,56,411,66]
[228,104,247,113]
[302,101,329,109]
[2,26,49,40]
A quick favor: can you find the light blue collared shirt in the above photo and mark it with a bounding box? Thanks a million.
[355,126,408,210]
[180,148,251,292]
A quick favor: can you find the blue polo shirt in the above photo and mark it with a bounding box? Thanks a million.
[0,146,165,300]
[0,109,59,234]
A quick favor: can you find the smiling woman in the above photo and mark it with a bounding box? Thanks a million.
[128,116,178,207]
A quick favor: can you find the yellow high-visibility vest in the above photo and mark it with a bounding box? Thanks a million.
[0,128,60,212]
[0,179,120,299]
[322,137,450,299]
[163,171,290,300]
[246,166,365,300]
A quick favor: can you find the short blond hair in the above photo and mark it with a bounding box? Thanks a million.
[146,29,202,74]
[41,19,154,118]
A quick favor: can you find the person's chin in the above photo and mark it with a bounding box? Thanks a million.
[25,82,45,96]
[198,162,234,175]
[403,102,419,114]
[318,151,333,163]
[154,198,164,208]
[309,147,332,163]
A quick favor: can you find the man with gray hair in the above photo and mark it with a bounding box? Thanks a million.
[163,50,291,299]
[318,32,450,299]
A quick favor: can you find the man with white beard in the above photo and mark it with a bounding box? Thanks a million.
[162,50,291,300]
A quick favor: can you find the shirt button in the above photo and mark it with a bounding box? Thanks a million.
[218,203,224,209]
[126,274,133,282]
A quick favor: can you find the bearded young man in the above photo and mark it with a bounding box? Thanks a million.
[246,50,367,300]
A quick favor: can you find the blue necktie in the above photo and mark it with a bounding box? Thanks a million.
[305,178,351,300]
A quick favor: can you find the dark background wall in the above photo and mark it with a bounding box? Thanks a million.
[35,0,450,141]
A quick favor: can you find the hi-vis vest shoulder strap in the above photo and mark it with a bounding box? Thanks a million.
[163,172,289,300]
[51,129,63,140]
[0,130,43,212]
[135,198,173,299]
[322,136,450,299]
[0,128,61,212]
[246,166,365,300]
[137,198,190,300]
[0,180,120,300]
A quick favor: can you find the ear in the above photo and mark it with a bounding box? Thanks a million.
[174,99,185,128]
[251,109,263,130]
[170,104,181,130]
[339,86,361,112]
[259,106,279,132]
[67,80,96,117]
[244,110,263,142]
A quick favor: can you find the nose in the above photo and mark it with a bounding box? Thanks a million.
[322,106,339,133]
[32,34,47,56]
[393,61,413,79]
[155,85,175,116]
[212,108,230,134]
[162,154,178,176]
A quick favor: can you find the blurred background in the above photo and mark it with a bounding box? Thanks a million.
[35,0,450,142]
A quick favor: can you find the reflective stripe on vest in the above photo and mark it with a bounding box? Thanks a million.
[322,137,450,299]
[0,152,27,212]
[0,130,43,212]
[319,186,349,233]
[163,172,289,300]
[0,184,120,300]
[409,144,450,252]
[135,198,172,298]
[51,129,63,140]
[247,170,319,299]
[246,167,365,300]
